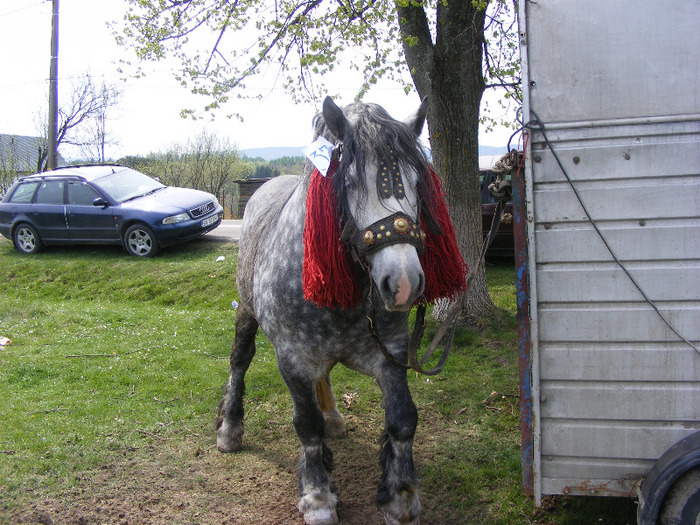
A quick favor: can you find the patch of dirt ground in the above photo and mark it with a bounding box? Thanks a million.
[2,412,461,525]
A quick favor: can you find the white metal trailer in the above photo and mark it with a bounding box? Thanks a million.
[515,1,700,522]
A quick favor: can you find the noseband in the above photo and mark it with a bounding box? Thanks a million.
[342,212,426,260]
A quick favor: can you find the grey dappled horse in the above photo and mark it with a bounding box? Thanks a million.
[217,97,434,525]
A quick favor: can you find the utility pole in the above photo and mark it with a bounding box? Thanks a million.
[47,0,59,171]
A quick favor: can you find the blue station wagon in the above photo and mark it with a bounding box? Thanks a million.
[0,165,223,256]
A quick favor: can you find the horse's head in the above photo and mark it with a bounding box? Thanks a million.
[319,96,430,312]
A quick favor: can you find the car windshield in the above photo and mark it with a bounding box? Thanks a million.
[92,168,165,203]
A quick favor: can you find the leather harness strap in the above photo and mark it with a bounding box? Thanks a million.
[341,212,426,259]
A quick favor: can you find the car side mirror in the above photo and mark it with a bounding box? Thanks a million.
[93,198,109,208]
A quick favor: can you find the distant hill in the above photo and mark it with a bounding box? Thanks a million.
[242,147,304,160]
[242,145,507,161]
[479,145,508,156]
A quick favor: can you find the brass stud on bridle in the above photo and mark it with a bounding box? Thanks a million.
[353,212,425,259]
[394,216,410,234]
[377,149,405,200]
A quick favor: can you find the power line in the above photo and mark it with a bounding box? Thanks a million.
[0,0,49,18]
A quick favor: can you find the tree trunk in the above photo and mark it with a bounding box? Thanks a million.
[398,0,494,324]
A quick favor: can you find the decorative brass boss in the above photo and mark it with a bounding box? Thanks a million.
[394,216,410,234]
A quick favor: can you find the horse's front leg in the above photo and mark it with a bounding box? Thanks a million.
[216,307,258,452]
[279,358,338,525]
[376,365,420,525]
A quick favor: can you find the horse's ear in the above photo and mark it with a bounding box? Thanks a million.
[405,96,429,137]
[322,96,349,142]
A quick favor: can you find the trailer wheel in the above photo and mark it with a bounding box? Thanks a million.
[638,432,700,525]
[658,465,700,525]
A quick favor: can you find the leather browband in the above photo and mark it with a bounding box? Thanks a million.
[342,212,426,259]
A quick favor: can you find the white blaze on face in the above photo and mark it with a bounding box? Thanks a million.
[394,248,411,307]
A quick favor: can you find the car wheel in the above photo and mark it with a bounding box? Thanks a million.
[13,223,44,254]
[124,224,159,257]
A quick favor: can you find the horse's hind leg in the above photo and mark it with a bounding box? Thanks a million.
[316,376,345,439]
[216,307,258,453]
[280,363,338,525]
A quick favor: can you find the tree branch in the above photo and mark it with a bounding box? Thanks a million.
[395,2,433,98]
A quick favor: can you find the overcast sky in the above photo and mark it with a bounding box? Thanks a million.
[0,0,516,160]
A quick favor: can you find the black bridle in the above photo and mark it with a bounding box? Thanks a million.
[329,145,445,375]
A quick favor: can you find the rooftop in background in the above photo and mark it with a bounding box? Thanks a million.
[0,134,67,173]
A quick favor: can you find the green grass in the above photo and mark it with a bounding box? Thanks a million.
[0,240,242,490]
[0,238,637,524]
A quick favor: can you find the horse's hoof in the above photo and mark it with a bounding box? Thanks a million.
[298,489,338,525]
[381,488,421,525]
[382,510,420,525]
[216,420,244,452]
[302,507,338,525]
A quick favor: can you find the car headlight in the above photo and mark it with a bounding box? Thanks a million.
[162,212,190,225]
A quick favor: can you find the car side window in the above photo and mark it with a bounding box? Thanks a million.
[9,182,39,203]
[35,181,65,204]
[67,182,100,206]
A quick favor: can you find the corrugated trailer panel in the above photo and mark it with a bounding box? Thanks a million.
[541,421,699,460]
[518,0,700,506]
[540,477,635,499]
[528,122,700,185]
[543,457,655,484]
[540,343,700,382]
[529,147,700,501]
[537,304,699,342]
[533,178,700,223]
[534,222,700,262]
[536,264,700,303]
[540,383,700,422]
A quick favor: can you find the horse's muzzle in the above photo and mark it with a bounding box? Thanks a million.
[369,244,425,311]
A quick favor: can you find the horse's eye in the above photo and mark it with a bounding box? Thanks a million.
[344,176,359,191]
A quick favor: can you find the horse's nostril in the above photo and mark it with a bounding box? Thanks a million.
[417,272,425,295]
[380,275,393,296]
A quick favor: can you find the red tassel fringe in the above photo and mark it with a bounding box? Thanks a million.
[302,164,467,309]
[419,167,468,302]
[303,168,362,310]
